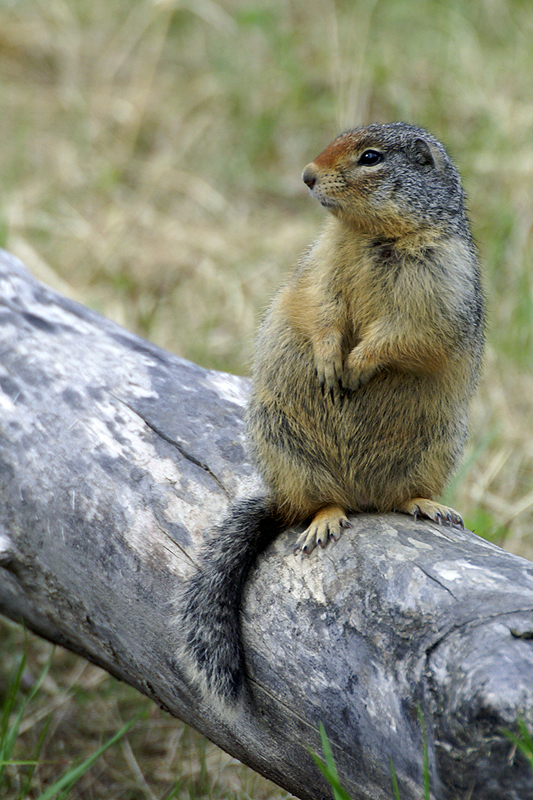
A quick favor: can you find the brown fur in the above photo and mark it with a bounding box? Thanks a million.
[246,122,484,551]
[180,123,485,705]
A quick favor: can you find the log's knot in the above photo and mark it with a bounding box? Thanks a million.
[0,526,23,576]
[509,622,533,640]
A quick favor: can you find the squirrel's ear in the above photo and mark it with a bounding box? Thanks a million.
[412,138,444,170]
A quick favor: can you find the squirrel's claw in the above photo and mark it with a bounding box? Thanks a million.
[398,498,464,530]
[294,505,352,555]
[314,355,345,402]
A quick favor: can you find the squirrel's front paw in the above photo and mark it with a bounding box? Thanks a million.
[315,355,344,400]
[343,365,377,391]
[344,348,378,390]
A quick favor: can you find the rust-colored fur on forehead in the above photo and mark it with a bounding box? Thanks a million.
[312,133,355,168]
[312,129,382,168]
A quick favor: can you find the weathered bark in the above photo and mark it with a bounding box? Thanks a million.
[1,248,533,800]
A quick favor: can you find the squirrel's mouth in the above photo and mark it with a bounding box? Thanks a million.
[317,195,341,210]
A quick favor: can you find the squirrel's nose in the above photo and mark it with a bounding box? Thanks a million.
[302,163,318,190]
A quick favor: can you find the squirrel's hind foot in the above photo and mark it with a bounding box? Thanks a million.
[294,504,352,555]
[397,498,464,529]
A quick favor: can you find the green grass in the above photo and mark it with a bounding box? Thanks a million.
[314,714,533,800]
[309,724,352,800]
[310,718,432,800]
[0,0,532,795]
[0,636,142,799]
[0,620,282,800]
[503,719,533,774]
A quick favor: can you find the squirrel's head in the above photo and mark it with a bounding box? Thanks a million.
[302,123,467,239]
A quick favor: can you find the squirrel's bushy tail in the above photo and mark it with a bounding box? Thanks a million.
[179,496,282,704]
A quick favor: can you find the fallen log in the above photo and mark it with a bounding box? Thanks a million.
[1,248,533,800]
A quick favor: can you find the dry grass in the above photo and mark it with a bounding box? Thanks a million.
[1,620,283,800]
[1,0,532,797]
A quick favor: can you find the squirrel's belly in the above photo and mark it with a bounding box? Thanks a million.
[247,368,465,515]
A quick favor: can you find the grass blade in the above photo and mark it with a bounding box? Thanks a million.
[0,645,55,790]
[36,714,141,800]
[0,648,29,787]
[308,723,352,800]
[389,758,401,800]
[416,705,431,800]
[21,714,53,799]
[502,718,533,771]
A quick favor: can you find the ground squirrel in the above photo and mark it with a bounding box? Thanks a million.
[181,122,484,705]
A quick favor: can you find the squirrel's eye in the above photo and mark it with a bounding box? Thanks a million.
[358,150,383,166]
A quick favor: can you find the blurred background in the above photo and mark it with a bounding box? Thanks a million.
[0,0,532,797]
